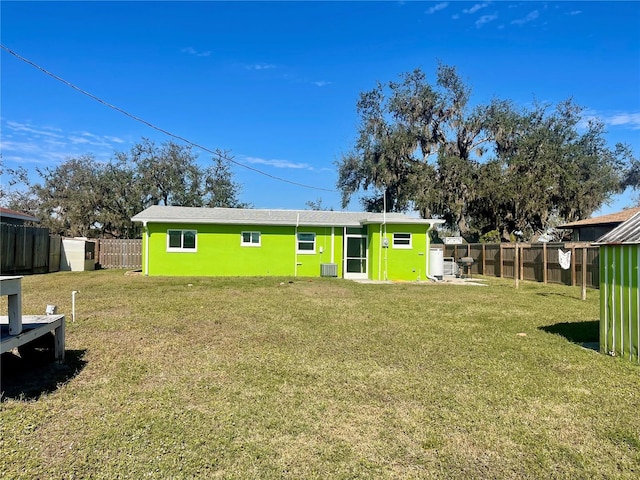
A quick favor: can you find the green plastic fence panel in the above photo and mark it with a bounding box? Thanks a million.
[600,245,640,363]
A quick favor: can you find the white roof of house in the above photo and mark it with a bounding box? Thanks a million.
[132,205,444,227]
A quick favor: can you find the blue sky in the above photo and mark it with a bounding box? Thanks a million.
[2,1,639,216]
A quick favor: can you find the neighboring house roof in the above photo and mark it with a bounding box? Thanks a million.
[594,212,640,245]
[132,205,444,227]
[558,207,640,229]
[0,207,39,223]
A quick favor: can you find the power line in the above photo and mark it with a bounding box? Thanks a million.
[0,44,336,192]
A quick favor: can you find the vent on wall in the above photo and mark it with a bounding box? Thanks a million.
[320,263,338,277]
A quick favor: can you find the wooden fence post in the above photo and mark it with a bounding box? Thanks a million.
[571,245,576,286]
[581,247,587,300]
[514,244,519,288]
[500,244,504,278]
[481,244,486,275]
[543,242,547,284]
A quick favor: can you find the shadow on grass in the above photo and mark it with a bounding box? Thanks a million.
[1,349,87,402]
[536,291,583,299]
[539,320,599,351]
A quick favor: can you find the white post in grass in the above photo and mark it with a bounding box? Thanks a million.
[72,290,78,322]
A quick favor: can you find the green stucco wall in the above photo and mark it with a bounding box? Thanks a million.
[600,244,640,363]
[368,224,432,281]
[143,223,344,277]
[142,222,433,281]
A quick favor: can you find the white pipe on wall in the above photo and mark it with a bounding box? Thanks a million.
[294,213,299,277]
[378,224,382,281]
[331,227,335,264]
[144,221,150,276]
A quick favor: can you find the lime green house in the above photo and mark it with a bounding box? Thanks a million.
[132,206,444,280]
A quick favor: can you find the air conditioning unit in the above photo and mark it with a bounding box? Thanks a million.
[320,263,338,277]
[443,257,459,276]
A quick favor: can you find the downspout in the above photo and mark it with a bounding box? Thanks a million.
[343,226,347,277]
[144,221,149,276]
[383,190,388,281]
[331,227,335,264]
[294,213,299,277]
[426,222,432,276]
[378,223,382,281]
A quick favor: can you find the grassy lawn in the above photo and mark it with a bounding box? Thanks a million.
[1,270,639,479]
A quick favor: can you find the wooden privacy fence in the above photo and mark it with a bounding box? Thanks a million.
[440,242,599,288]
[0,224,51,275]
[49,236,62,272]
[97,239,142,269]
[0,227,141,273]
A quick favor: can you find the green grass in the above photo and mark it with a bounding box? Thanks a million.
[1,270,639,479]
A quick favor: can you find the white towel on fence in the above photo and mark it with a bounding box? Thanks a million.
[558,249,571,270]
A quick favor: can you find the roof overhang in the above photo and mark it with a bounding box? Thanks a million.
[131,215,367,227]
[131,206,446,229]
[0,208,40,223]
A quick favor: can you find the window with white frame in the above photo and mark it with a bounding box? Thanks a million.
[392,232,412,249]
[297,232,316,254]
[167,229,197,252]
[241,231,261,246]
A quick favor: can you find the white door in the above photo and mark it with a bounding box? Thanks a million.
[344,234,368,279]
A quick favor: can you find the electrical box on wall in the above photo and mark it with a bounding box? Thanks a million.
[382,238,389,248]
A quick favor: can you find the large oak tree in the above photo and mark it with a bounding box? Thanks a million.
[3,139,248,238]
[337,64,632,241]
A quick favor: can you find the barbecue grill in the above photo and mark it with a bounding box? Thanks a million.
[457,256,474,279]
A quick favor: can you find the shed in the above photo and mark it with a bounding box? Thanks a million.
[594,212,640,363]
[60,238,96,272]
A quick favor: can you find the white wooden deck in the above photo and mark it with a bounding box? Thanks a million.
[1,276,66,362]
[1,315,66,361]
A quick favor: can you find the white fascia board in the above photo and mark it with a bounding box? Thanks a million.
[131,217,363,227]
[360,219,445,226]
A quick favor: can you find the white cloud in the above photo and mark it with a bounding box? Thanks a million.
[242,156,313,170]
[68,136,91,144]
[312,81,332,87]
[181,47,211,57]
[579,110,640,131]
[607,113,640,130]
[475,14,498,28]
[1,119,128,167]
[425,2,448,15]
[1,140,44,154]
[5,121,64,139]
[511,10,539,26]
[464,3,489,15]
[68,134,114,147]
[80,131,99,138]
[567,10,582,16]
[0,139,76,165]
[245,63,276,71]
